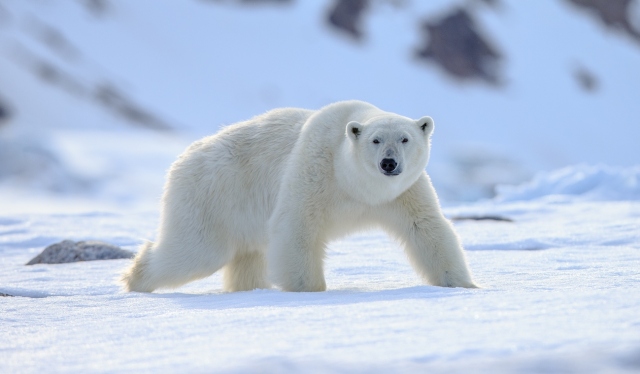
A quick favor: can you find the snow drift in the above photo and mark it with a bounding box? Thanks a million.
[495,164,640,202]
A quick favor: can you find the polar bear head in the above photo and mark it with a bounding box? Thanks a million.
[338,113,435,205]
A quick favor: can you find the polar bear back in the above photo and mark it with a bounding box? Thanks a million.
[156,100,408,250]
[157,108,314,249]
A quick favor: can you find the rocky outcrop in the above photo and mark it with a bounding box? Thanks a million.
[415,8,502,85]
[26,240,134,265]
[326,0,369,40]
[567,0,640,44]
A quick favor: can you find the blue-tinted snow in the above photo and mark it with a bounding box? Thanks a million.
[1,201,639,373]
[495,164,640,202]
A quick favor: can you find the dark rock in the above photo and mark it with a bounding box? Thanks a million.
[9,45,171,131]
[574,65,599,92]
[78,0,111,17]
[327,0,369,40]
[0,292,14,297]
[237,0,292,4]
[26,240,135,265]
[566,0,640,44]
[94,83,172,131]
[476,0,501,8]
[25,17,81,61]
[12,46,87,97]
[197,0,292,4]
[450,215,514,222]
[416,8,502,85]
[0,100,10,124]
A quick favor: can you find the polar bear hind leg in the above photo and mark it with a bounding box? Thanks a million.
[121,239,233,292]
[223,249,269,292]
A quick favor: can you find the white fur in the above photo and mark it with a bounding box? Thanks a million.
[121,100,477,292]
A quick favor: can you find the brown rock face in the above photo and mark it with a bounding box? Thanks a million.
[415,8,502,85]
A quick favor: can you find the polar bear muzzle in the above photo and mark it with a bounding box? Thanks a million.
[380,158,401,175]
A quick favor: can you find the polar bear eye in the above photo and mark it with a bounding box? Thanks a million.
[402,138,408,143]
[373,139,380,144]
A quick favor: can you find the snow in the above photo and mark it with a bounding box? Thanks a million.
[1,0,640,372]
[2,177,640,372]
[495,164,640,203]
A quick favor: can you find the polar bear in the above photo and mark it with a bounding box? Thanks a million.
[121,100,476,292]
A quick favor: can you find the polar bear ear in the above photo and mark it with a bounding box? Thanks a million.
[417,116,434,137]
[347,121,363,140]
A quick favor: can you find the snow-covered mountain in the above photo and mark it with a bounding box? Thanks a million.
[1,0,639,209]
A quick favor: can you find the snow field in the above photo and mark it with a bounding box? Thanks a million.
[1,197,639,373]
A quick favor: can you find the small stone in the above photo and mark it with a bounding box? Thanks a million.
[26,240,135,265]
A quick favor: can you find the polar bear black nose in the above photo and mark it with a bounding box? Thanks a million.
[380,158,397,173]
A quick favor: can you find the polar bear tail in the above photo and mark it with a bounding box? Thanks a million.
[121,241,156,292]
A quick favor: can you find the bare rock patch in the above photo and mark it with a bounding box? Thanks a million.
[26,240,134,265]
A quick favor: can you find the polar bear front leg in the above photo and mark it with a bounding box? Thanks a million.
[268,204,328,292]
[382,175,477,288]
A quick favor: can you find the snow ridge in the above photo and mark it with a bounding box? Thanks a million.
[495,164,640,202]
